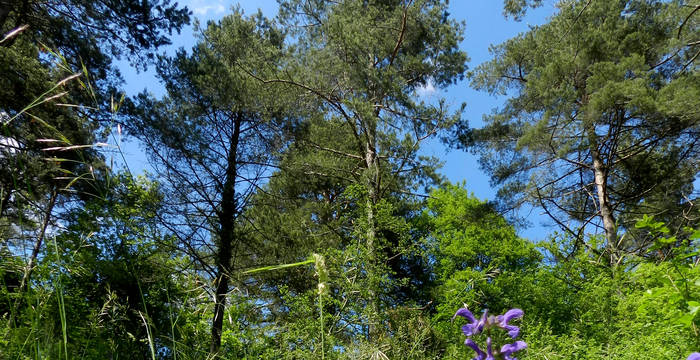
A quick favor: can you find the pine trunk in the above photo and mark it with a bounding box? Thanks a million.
[210,113,242,355]
[590,139,618,265]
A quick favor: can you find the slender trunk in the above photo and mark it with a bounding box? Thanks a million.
[12,188,57,325]
[581,90,618,266]
[210,268,230,355]
[209,114,242,356]
[364,125,381,339]
[365,141,377,254]
[590,137,618,265]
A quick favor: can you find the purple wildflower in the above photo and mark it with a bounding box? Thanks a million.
[464,338,486,360]
[456,306,527,360]
[496,308,524,338]
[500,340,527,360]
[485,337,495,360]
[454,307,487,336]
[688,353,700,360]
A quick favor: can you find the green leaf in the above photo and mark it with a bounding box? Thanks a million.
[676,313,695,327]
[688,301,700,316]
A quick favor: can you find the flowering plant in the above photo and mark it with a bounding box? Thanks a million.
[454,306,527,360]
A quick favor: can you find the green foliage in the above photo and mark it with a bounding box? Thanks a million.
[519,230,699,359]
[422,183,541,358]
[1,0,190,222]
[2,173,193,358]
[458,0,700,258]
[0,0,189,70]
[1,5,190,356]
[502,0,544,20]
[3,0,700,359]
[424,184,699,359]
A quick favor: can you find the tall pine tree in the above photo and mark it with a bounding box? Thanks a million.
[458,0,700,264]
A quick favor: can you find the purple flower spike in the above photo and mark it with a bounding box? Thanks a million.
[465,338,486,360]
[462,322,482,337]
[501,309,524,323]
[455,307,485,336]
[454,307,476,322]
[500,340,527,360]
[456,307,527,360]
[503,324,520,339]
[688,353,700,360]
[485,337,495,360]
[477,309,488,331]
[497,308,524,338]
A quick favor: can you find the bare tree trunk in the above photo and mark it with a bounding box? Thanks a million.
[581,92,619,266]
[591,144,618,265]
[210,113,242,356]
[210,268,230,355]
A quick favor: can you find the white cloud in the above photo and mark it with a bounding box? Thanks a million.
[415,78,437,97]
[193,4,225,15]
[189,0,226,16]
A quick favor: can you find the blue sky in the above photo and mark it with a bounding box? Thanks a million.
[116,0,558,241]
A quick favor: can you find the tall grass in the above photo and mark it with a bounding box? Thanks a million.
[1,29,334,357]
[1,30,138,358]
[51,237,68,360]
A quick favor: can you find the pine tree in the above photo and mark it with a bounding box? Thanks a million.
[128,11,298,355]
[458,0,700,264]
[264,0,467,345]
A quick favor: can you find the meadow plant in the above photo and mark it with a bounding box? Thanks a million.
[454,306,527,360]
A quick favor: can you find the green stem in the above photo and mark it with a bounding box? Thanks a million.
[320,290,324,360]
[241,259,314,275]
